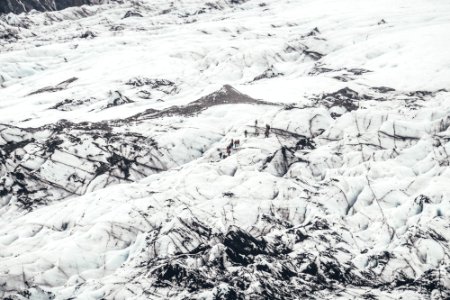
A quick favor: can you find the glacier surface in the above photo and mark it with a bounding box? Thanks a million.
[1,0,450,299]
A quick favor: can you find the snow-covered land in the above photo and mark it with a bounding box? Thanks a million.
[1,0,450,299]
[0,0,105,14]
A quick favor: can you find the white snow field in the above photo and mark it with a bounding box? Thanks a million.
[1,0,450,299]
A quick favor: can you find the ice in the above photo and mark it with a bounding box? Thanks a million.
[1,0,450,299]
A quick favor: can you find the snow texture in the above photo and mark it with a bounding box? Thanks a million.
[0,0,105,15]
[1,0,450,299]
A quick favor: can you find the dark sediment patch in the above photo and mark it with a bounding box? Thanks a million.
[129,84,280,120]
[27,77,78,96]
[312,87,376,117]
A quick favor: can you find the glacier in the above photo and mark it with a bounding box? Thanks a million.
[1,0,450,299]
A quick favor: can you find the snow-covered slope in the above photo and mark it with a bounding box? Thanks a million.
[1,0,450,299]
[0,0,104,15]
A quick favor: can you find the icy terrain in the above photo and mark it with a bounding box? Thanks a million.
[0,0,104,14]
[1,0,450,299]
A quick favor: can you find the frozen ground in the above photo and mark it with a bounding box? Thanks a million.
[1,0,450,299]
[0,0,105,14]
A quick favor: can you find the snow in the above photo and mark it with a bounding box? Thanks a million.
[1,0,450,299]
